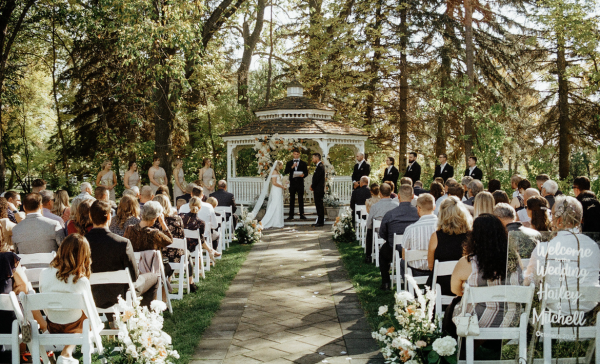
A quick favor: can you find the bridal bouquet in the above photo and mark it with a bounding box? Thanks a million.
[281,175,290,189]
[112,297,179,364]
[372,277,457,364]
[235,209,262,244]
[332,207,354,242]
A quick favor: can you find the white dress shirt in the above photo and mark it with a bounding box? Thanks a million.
[402,214,438,270]
[439,162,447,173]
[468,166,477,176]
[434,194,449,215]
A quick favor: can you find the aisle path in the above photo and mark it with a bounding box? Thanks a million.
[191,226,383,364]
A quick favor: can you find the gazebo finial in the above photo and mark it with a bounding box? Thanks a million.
[287,79,304,97]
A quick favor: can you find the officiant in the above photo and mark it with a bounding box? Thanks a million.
[284,149,309,220]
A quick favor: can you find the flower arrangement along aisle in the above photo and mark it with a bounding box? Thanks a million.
[372,276,458,364]
[235,208,262,244]
[332,207,355,242]
[111,297,179,364]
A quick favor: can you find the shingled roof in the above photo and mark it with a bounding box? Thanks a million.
[221,118,367,137]
[255,96,335,112]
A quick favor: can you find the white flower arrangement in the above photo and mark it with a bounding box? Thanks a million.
[253,134,306,177]
[235,208,262,244]
[332,207,354,241]
[113,296,179,364]
[372,276,457,364]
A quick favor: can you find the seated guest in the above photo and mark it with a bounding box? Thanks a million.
[139,186,154,208]
[177,184,193,204]
[4,191,23,224]
[512,179,531,212]
[535,173,550,191]
[70,182,94,217]
[487,179,501,193]
[526,196,600,313]
[52,190,71,223]
[446,214,523,340]
[473,191,494,218]
[124,201,173,252]
[434,178,458,215]
[350,176,371,225]
[427,196,472,295]
[94,186,109,201]
[434,177,444,185]
[176,198,186,212]
[494,203,541,259]
[400,177,412,186]
[0,197,16,250]
[31,178,47,193]
[13,193,65,254]
[67,199,94,236]
[155,185,170,199]
[39,234,99,364]
[413,181,428,196]
[461,176,473,201]
[525,195,550,232]
[40,190,65,229]
[180,186,219,249]
[541,179,558,209]
[378,185,419,291]
[492,190,509,205]
[210,180,237,225]
[429,182,444,202]
[86,200,159,308]
[109,195,140,236]
[516,188,540,226]
[387,181,398,200]
[152,194,184,259]
[509,174,523,209]
[464,179,483,206]
[401,194,437,278]
[573,176,600,233]
[123,186,140,199]
[206,197,218,209]
[181,197,221,264]
[365,183,398,263]
[365,184,380,213]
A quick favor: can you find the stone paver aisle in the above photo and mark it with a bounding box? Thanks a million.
[191,226,383,364]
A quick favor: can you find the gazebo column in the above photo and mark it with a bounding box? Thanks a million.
[227,142,232,180]
[232,147,238,178]
[316,138,330,160]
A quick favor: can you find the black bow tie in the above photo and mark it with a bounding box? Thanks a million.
[294,160,299,162]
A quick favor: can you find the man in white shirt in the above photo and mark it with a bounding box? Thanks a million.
[402,194,438,276]
[434,178,457,215]
[517,188,540,226]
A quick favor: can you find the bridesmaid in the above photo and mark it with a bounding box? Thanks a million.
[148,156,167,195]
[198,158,216,197]
[172,158,186,206]
[123,161,140,192]
[96,160,117,201]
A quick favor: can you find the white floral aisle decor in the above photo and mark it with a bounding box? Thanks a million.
[332,207,354,242]
[253,134,306,177]
[234,208,262,244]
[372,277,458,364]
[112,297,179,364]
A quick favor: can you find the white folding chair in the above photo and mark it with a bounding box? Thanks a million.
[0,291,32,364]
[167,238,190,300]
[542,285,600,364]
[215,206,233,248]
[390,234,403,289]
[133,250,173,313]
[360,210,368,248]
[215,215,224,258]
[17,252,56,267]
[460,283,535,364]
[432,259,459,321]
[21,292,104,364]
[354,205,365,242]
[184,228,207,281]
[402,249,429,292]
[89,268,137,336]
[372,219,385,266]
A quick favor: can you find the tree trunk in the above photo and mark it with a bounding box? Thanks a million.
[557,36,570,180]
[264,2,274,106]
[306,0,323,100]
[398,6,409,171]
[463,0,475,165]
[364,0,383,126]
[154,73,174,192]
[435,2,454,157]
[237,0,266,108]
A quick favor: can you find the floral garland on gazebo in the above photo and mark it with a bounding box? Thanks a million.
[253,134,306,177]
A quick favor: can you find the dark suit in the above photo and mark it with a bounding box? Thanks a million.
[210,188,238,225]
[350,185,371,226]
[284,159,309,218]
[433,163,454,182]
[352,161,371,187]
[464,166,483,181]
[404,162,421,185]
[311,162,326,224]
[413,186,428,196]
[175,193,191,204]
[382,166,400,192]
[86,228,158,309]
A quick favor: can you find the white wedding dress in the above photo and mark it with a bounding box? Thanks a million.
[261,173,285,229]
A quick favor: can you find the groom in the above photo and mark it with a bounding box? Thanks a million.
[311,153,325,227]
[284,149,309,220]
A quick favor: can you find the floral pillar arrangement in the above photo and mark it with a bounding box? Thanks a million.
[253,134,306,178]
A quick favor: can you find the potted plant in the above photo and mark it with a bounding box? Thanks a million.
[323,192,343,219]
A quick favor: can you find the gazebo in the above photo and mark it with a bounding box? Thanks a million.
[222,81,368,205]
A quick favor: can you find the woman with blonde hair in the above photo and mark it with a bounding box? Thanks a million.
[181,197,220,264]
[473,191,495,218]
[96,160,117,201]
[66,199,94,235]
[52,190,71,223]
[109,195,140,236]
[427,196,473,296]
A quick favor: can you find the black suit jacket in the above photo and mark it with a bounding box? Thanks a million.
[352,161,371,183]
[210,189,237,214]
[404,162,421,184]
[433,164,454,182]
[175,193,191,204]
[311,162,325,195]
[350,185,371,213]
[86,228,138,309]
[413,186,429,196]
[382,166,400,192]
[284,160,309,189]
[464,166,483,181]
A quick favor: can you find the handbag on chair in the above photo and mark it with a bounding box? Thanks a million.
[452,287,480,337]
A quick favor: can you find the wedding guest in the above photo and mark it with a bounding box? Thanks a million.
[404,152,421,185]
[365,184,380,213]
[378,185,419,291]
[123,161,140,192]
[492,190,509,205]
[413,181,428,196]
[31,179,47,193]
[512,179,531,212]
[172,158,186,206]
[365,183,398,264]
[427,196,472,295]
[70,182,94,217]
[109,195,140,236]
[509,174,523,209]
[94,186,109,201]
[177,184,193,205]
[352,153,371,189]
[210,180,237,225]
[400,177,412,186]
[535,174,550,191]
[180,187,219,249]
[382,157,399,193]
[516,188,539,226]
[433,154,454,182]
[429,182,444,202]
[464,180,483,206]
[96,160,116,201]
[176,199,186,212]
[401,194,437,278]
[464,156,483,180]
[4,191,22,224]
[350,176,371,225]
[573,176,600,233]
[541,179,558,208]
[124,201,173,252]
[149,157,167,195]
[473,191,494,218]
[0,198,16,251]
[434,179,458,215]
[387,181,398,200]
[181,197,220,264]
[52,190,71,223]
[40,190,65,229]
[461,176,473,201]
[434,177,445,185]
[199,158,216,196]
[494,203,542,241]
[487,179,501,193]
[67,199,94,236]
[39,234,98,364]
[139,185,154,208]
[526,195,550,232]
[13,193,65,254]
[156,185,170,198]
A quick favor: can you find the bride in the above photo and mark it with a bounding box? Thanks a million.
[254,160,285,229]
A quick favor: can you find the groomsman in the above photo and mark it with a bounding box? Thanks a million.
[310,153,325,227]
[433,154,454,182]
[464,156,483,181]
[382,156,399,193]
[352,152,370,189]
[404,152,421,185]
[284,149,309,220]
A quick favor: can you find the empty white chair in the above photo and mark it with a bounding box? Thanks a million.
[431,259,459,320]
[21,291,104,364]
[372,219,385,266]
[215,215,224,258]
[184,228,207,281]
[390,234,403,289]
[167,238,190,300]
[354,205,366,242]
[360,209,368,248]
[0,291,30,364]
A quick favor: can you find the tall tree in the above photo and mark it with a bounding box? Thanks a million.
[237,0,266,108]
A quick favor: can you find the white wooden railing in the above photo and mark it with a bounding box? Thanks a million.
[330,176,353,204]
